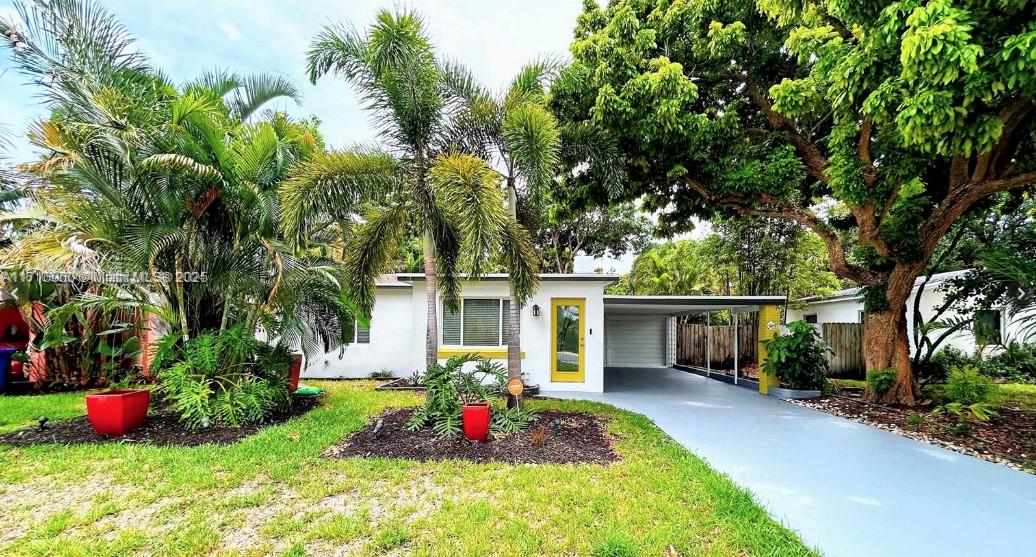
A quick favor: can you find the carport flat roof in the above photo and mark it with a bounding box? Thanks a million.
[604,295,786,315]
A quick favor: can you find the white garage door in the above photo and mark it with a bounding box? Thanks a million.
[605,315,666,367]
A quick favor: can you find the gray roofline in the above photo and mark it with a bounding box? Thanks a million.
[604,295,787,306]
[395,273,620,282]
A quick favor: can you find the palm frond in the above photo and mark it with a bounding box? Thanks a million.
[343,204,409,319]
[428,153,507,277]
[505,56,563,105]
[499,218,539,307]
[139,154,221,182]
[429,213,463,312]
[1,0,152,108]
[227,73,302,121]
[306,8,443,150]
[502,103,560,205]
[280,148,400,249]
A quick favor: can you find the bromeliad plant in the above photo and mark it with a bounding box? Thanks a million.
[152,326,293,429]
[405,354,536,438]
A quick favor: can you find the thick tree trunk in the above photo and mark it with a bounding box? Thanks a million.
[423,231,438,368]
[862,309,918,406]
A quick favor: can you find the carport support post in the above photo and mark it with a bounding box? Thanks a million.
[705,312,711,377]
[733,312,739,385]
[757,304,782,395]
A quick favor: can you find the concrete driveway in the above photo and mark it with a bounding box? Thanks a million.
[552,367,1036,557]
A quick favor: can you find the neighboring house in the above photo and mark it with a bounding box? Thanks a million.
[302,272,786,394]
[787,269,1032,354]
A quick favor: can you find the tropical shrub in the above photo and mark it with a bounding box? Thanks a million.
[406,354,536,437]
[979,342,1036,382]
[942,366,995,406]
[153,327,293,429]
[866,369,896,393]
[761,321,830,390]
[915,346,972,383]
[490,404,539,435]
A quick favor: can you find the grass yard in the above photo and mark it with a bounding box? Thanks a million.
[0,381,814,556]
[0,391,86,434]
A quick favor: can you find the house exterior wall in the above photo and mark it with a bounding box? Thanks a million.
[304,278,610,393]
[788,283,1028,355]
[303,287,415,379]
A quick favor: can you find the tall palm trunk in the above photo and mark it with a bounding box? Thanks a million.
[423,230,439,368]
[506,186,522,403]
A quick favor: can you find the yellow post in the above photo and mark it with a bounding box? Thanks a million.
[757,304,782,395]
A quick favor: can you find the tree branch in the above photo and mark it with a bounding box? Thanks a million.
[683,177,878,284]
[920,170,1036,258]
[987,97,1033,179]
[745,79,831,183]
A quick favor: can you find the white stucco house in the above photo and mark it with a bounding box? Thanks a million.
[787,269,1032,354]
[302,272,786,394]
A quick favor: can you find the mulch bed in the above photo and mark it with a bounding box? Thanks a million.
[792,388,1036,474]
[323,408,618,464]
[0,396,321,447]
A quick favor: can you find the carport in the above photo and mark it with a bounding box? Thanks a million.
[602,295,786,391]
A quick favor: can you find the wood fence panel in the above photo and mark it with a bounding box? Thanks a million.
[821,322,865,378]
[677,323,757,369]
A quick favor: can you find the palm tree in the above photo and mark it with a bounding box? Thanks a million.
[288,8,538,367]
[438,60,562,392]
[0,0,356,388]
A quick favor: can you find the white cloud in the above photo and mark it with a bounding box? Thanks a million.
[219,20,243,42]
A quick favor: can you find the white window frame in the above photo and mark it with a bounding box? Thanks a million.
[804,313,818,324]
[440,297,509,347]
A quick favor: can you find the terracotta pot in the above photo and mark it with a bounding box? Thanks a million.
[85,389,150,436]
[289,354,303,392]
[462,403,491,442]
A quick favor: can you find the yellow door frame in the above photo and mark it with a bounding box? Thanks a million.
[550,297,586,382]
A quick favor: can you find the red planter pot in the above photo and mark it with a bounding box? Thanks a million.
[462,403,491,442]
[289,354,303,392]
[85,389,150,436]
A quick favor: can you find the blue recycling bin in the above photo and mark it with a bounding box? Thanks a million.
[0,347,16,393]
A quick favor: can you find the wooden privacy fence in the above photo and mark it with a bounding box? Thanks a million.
[677,321,865,379]
[677,324,757,369]
[821,322,865,378]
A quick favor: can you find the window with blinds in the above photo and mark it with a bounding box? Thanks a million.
[441,298,511,346]
[355,319,370,343]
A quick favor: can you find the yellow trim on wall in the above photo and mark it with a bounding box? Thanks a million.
[550,297,586,382]
[436,348,525,360]
[757,304,782,394]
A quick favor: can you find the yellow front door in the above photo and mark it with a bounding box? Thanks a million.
[551,298,585,382]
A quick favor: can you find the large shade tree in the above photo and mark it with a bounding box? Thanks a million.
[551,0,1036,405]
[288,9,539,367]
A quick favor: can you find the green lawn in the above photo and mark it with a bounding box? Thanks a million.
[0,382,814,556]
[992,383,1036,411]
[834,379,1036,411]
[0,391,87,433]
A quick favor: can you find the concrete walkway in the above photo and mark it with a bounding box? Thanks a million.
[552,367,1036,557]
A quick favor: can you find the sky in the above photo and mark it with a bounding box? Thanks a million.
[0,0,585,162]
